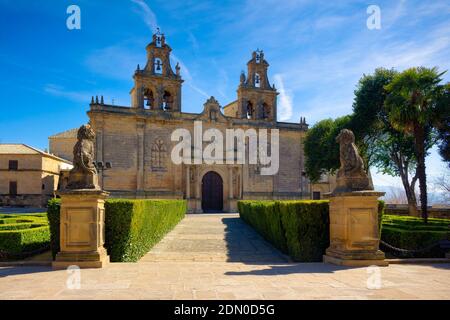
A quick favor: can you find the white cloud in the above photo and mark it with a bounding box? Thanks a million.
[85,45,143,81]
[273,74,293,121]
[44,84,89,102]
[170,53,210,98]
[44,84,128,106]
[130,0,158,31]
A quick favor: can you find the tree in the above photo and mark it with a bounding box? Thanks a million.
[384,67,446,222]
[351,68,421,216]
[435,83,450,167]
[432,173,450,204]
[304,115,352,183]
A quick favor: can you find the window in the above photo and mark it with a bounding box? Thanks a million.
[143,88,154,109]
[9,181,17,196]
[312,191,321,200]
[262,103,270,119]
[162,91,173,110]
[254,73,261,88]
[256,52,261,63]
[155,34,162,47]
[246,101,254,119]
[42,184,45,190]
[151,138,167,171]
[8,160,18,170]
[154,58,163,74]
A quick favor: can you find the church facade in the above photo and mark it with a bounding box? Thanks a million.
[53,31,312,212]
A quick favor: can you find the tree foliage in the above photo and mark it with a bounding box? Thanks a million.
[304,115,352,183]
[384,67,446,222]
[435,83,450,167]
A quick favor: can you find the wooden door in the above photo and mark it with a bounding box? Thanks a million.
[201,171,223,212]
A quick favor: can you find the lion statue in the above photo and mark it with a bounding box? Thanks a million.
[66,124,100,190]
[335,129,372,192]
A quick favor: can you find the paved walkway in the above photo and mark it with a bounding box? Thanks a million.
[142,214,288,263]
[0,214,449,300]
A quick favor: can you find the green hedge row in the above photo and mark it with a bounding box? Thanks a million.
[0,214,50,258]
[238,200,331,262]
[47,199,61,259]
[48,198,187,262]
[238,200,385,262]
[380,215,450,257]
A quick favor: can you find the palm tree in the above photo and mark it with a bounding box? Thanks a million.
[384,67,446,223]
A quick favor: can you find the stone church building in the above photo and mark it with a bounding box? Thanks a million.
[50,31,314,212]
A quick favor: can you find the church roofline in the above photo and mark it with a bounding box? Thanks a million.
[222,100,237,109]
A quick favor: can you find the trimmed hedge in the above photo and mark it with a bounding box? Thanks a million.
[105,199,186,262]
[0,214,50,258]
[238,200,385,262]
[48,198,187,262]
[380,215,450,258]
[47,199,61,259]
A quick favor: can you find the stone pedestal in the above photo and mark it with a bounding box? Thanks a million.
[52,190,110,269]
[323,191,388,267]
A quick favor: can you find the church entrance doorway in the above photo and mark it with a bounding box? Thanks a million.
[201,171,223,212]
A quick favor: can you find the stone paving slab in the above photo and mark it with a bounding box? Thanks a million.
[0,213,449,300]
[141,214,289,263]
[0,262,449,299]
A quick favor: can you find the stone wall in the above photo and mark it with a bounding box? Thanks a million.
[88,103,307,212]
[385,204,450,219]
[49,137,77,161]
[0,153,71,207]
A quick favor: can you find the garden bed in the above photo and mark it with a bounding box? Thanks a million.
[0,213,50,260]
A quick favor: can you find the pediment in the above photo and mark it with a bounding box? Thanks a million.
[195,96,228,123]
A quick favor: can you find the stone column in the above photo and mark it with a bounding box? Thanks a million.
[136,120,145,194]
[195,168,201,213]
[96,129,103,188]
[228,167,233,199]
[323,191,388,267]
[186,166,190,199]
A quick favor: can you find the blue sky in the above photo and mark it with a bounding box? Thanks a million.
[0,0,449,192]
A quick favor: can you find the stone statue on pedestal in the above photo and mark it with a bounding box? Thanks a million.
[66,124,100,190]
[53,123,110,269]
[323,129,387,267]
[335,129,372,192]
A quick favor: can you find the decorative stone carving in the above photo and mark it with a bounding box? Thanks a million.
[66,124,100,190]
[151,138,167,171]
[335,129,371,192]
[240,71,246,85]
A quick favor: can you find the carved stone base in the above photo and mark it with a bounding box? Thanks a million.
[323,254,388,267]
[335,176,371,192]
[52,189,110,269]
[66,171,99,190]
[53,248,110,269]
[323,190,388,267]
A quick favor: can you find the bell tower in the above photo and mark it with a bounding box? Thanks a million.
[131,29,183,112]
[237,50,278,121]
